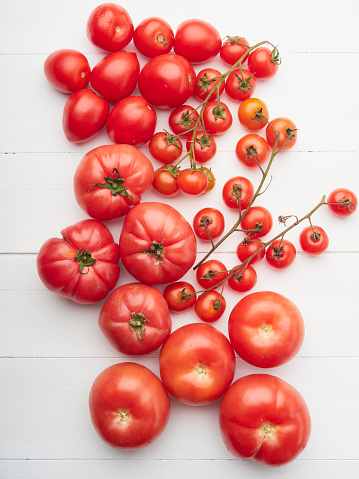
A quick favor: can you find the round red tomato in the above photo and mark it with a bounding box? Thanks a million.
[228,264,257,292]
[195,290,226,323]
[177,169,208,195]
[222,176,254,211]
[236,237,265,265]
[235,133,270,168]
[174,19,221,63]
[196,259,228,289]
[241,206,273,237]
[220,36,250,65]
[90,51,139,103]
[266,117,297,151]
[106,95,157,146]
[219,374,311,466]
[152,165,180,197]
[168,104,200,137]
[89,362,170,449]
[299,225,329,256]
[186,131,217,163]
[193,207,225,241]
[248,46,280,80]
[327,188,358,217]
[73,144,154,222]
[266,238,296,269]
[159,323,235,405]
[149,132,183,164]
[99,282,172,355]
[44,49,91,93]
[238,98,269,131]
[138,53,196,109]
[37,219,120,304]
[202,101,233,135]
[86,3,133,52]
[133,17,174,57]
[163,281,196,312]
[225,68,256,102]
[119,202,197,284]
[194,68,224,102]
[62,89,109,143]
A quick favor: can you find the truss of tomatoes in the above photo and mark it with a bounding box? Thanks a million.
[39,2,358,469]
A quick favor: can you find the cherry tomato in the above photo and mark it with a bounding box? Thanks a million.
[86,3,133,52]
[299,225,329,255]
[44,49,91,93]
[238,98,269,131]
[186,131,217,163]
[228,264,257,292]
[266,239,296,269]
[168,104,200,137]
[266,117,297,151]
[163,281,196,312]
[327,188,358,217]
[222,176,254,211]
[149,132,183,164]
[133,17,174,57]
[194,68,224,102]
[236,237,265,265]
[241,206,273,237]
[195,291,226,323]
[174,19,221,63]
[193,208,225,241]
[248,46,280,80]
[235,133,270,168]
[202,101,233,135]
[177,169,208,195]
[220,36,250,65]
[202,167,216,192]
[196,259,228,290]
[106,96,157,146]
[225,68,256,102]
[152,165,180,196]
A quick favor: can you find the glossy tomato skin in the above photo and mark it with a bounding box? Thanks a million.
[159,323,235,405]
[299,225,329,255]
[86,3,133,52]
[177,169,208,195]
[236,237,266,265]
[228,291,304,368]
[266,239,296,269]
[196,259,228,289]
[174,19,221,63]
[62,89,109,143]
[90,51,139,103]
[235,133,270,168]
[37,219,120,304]
[222,176,254,211]
[220,36,250,65]
[219,374,311,466]
[228,264,257,292]
[225,68,256,102]
[106,96,157,146]
[163,281,196,312]
[89,362,170,449]
[186,132,217,163]
[168,104,200,136]
[193,207,225,241]
[44,49,91,93]
[194,68,224,102]
[152,166,179,197]
[202,101,233,135]
[238,98,269,131]
[73,144,154,222]
[133,17,174,57]
[195,291,226,322]
[248,47,278,80]
[327,188,358,216]
[202,167,216,193]
[149,132,183,164]
[119,202,197,284]
[99,282,172,355]
[138,54,196,109]
[241,206,273,237]
[266,117,297,151]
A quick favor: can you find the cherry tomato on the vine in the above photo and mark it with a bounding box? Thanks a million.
[220,36,250,66]
[196,259,228,289]
[299,225,329,256]
[202,167,216,193]
[152,165,180,197]
[266,239,296,269]
[44,49,91,93]
[193,207,225,241]
[194,68,224,102]
[225,68,256,102]
[174,19,222,63]
[228,264,257,293]
[327,188,358,217]
[133,17,174,58]
[238,98,269,131]
[202,101,233,135]
[235,133,270,168]
[195,291,226,323]
[248,46,280,80]
[222,176,254,211]
[163,281,196,312]
[149,131,183,164]
[168,104,200,137]
[186,131,217,163]
[177,169,208,195]
[241,206,273,237]
[266,117,297,151]
[236,237,266,265]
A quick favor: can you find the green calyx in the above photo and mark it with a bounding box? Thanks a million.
[129,312,149,341]
[143,239,165,263]
[164,130,182,149]
[195,133,214,150]
[234,72,255,92]
[75,249,97,274]
[89,168,135,202]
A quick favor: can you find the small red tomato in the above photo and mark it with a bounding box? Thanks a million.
[133,17,174,57]
[194,68,224,102]
[152,166,180,197]
[238,98,269,131]
[225,69,256,102]
[327,188,358,217]
[266,117,297,151]
[202,167,216,193]
[195,291,226,323]
[220,36,250,65]
[266,239,296,269]
[228,264,257,292]
[222,176,254,211]
[44,49,91,93]
[248,46,280,80]
[193,208,225,241]
[149,132,183,164]
[299,225,329,256]
[62,89,109,143]
[163,281,196,312]
[241,206,273,237]
[174,19,221,63]
[236,237,266,265]
[235,134,270,168]
[168,104,200,137]
[177,169,208,195]
[202,101,233,135]
[196,259,228,290]
[186,131,217,163]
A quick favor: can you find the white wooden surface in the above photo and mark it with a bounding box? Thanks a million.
[1,0,359,477]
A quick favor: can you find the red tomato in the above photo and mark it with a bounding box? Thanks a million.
[327,188,358,216]
[241,206,273,237]
[235,133,270,168]
[248,46,280,80]
[168,104,200,137]
[106,96,157,146]
[149,132,183,164]
[228,291,304,368]
[194,68,224,102]
[99,282,172,355]
[236,237,266,265]
[220,36,250,65]
[228,264,257,292]
[186,131,217,163]
[266,239,296,269]
[222,176,254,211]
[174,19,221,63]
[138,53,196,109]
[73,144,154,222]
[89,362,170,449]
[86,3,133,52]
[299,225,329,255]
[133,17,174,57]
[62,89,109,143]
[195,291,226,322]
[196,259,228,289]
[177,169,208,195]
[219,374,311,466]
[159,323,235,405]
[238,98,269,131]
[37,219,120,304]
[202,101,233,135]
[193,207,225,241]
[90,51,139,103]
[225,68,256,102]
[44,49,91,93]
[119,202,197,284]
[266,117,297,151]
[163,281,196,312]
[152,165,180,197]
